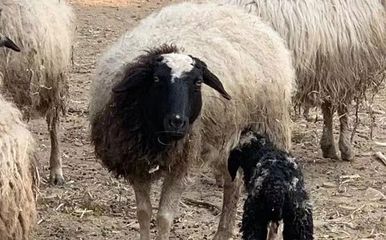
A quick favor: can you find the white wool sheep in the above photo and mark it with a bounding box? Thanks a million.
[0,35,38,240]
[89,2,295,240]
[0,95,37,240]
[0,0,75,184]
[223,0,386,160]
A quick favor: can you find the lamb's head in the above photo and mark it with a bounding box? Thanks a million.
[228,131,269,182]
[0,34,20,52]
[113,47,231,143]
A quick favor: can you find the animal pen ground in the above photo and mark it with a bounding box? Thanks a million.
[31,0,385,239]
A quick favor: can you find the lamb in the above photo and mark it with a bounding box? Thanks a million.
[0,39,38,240]
[0,0,75,184]
[222,0,386,161]
[89,2,295,239]
[228,130,313,240]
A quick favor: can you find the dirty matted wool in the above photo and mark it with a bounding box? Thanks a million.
[223,0,386,107]
[0,0,74,118]
[0,95,37,240]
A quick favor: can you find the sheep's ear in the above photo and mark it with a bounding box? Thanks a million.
[0,36,21,52]
[112,71,148,93]
[227,151,241,181]
[191,56,231,100]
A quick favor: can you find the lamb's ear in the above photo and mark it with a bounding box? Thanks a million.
[0,36,21,52]
[112,70,149,93]
[227,151,241,181]
[191,56,231,100]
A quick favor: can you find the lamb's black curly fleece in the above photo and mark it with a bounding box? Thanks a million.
[228,131,313,240]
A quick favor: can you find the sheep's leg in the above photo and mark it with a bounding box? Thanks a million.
[241,196,270,240]
[283,207,314,240]
[132,179,152,240]
[320,101,338,159]
[47,111,64,185]
[267,222,280,240]
[156,170,188,240]
[213,171,242,240]
[338,105,354,161]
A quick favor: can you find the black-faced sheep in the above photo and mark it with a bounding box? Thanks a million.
[223,0,386,161]
[228,130,313,240]
[0,39,38,240]
[0,0,75,185]
[89,2,295,240]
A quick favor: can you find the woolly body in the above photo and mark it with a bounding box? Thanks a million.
[223,0,386,106]
[89,2,295,239]
[0,95,37,240]
[0,0,75,184]
[223,0,386,160]
[0,0,74,116]
[229,131,313,240]
[90,2,295,171]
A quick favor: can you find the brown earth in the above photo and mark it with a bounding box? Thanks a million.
[31,0,385,239]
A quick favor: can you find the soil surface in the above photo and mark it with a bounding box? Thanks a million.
[31,0,385,239]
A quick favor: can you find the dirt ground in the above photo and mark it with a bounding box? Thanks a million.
[30,0,385,239]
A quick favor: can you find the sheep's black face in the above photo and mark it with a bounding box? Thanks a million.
[143,54,204,142]
[113,51,231,145]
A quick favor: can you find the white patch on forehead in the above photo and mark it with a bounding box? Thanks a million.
[161,53,195,83]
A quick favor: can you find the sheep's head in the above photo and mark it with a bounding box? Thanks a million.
[113,49,231,144]
[0,34,20,52]
[228,131,268,181]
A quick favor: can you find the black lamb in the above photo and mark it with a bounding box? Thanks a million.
[228,130,313,240]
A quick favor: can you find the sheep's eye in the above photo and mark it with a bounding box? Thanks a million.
[154,76,160,83]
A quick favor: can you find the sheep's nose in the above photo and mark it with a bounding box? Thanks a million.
[168,114,186,129]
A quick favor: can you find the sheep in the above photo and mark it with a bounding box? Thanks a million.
[228,130,313,240]
[0,94,38,240]
[89,2,295,239]
[0,0,75,185]
[222,0,386,161]
[0,39,38,240]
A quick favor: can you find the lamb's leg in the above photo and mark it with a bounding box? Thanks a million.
[213,171,242,240]
[338,104,354,161]
[156,170,188,240]
[267,222,280,240]
[283,207,313,240]
[47,111,64,185]
[132,179,152,240]
[320,101,338,159]
[241,196,270,240]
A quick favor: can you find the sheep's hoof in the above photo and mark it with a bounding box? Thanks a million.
[49,174,65,185]
[321,145,339,160]
[341,150,354,161]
